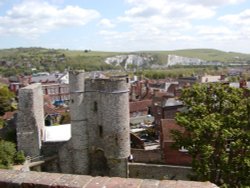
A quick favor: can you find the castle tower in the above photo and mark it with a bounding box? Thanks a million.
[60,72,130,177]
[16,83,45,157]
[84,76,130,177]
[59,70,89,174]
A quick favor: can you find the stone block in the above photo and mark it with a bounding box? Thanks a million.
[85,176,110,188]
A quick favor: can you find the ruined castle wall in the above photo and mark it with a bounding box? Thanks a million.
[85,78,130,177]
[58,70,89,174]
[58,74,130,177]
[16,83,44,157]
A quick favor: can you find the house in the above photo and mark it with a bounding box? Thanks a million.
[129,100,152,117]
[130,80,152,101]
[31,72,69,84]
[42,83,70,102]
[160,119,192,165]
[9,75,31,94]
[0,77,9,86]
[43,95,69,126]
[9,72,69,98]
[200,75,225,83]
[178,76,198,87]
[1,111,16,121]
[151,97,183,128]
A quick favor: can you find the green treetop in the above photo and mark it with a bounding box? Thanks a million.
[0,86,15,116]
[172,83,250,187]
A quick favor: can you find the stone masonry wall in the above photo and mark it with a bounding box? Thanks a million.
[17,83,44,157]
[85,77,130,177]
[131,149,164,163]
[58,73,130,177]
[58,70,88,174]
[0,169,218,188]
[129,163,192,180]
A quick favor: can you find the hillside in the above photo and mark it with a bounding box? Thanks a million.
[0,47,250,76]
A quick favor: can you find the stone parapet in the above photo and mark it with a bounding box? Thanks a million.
[0,169,218,188]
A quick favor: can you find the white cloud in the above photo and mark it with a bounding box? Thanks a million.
[196,26,233,35]
[95,0,249,52]
[219,9,250,27]
[99,18,115,28]
[119,0,216,37]
[0,1,100,37]
[123,0,215,20]
[117,0,214,44]
[190,23,246,45]
[218,9,250,41]
[180,0,245,6]
[102,0,215,50]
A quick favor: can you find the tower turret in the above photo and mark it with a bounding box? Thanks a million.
[84,76,130,177]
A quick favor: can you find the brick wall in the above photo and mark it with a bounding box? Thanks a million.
[163,106,180,119]
[160,119,192,166]
[163,142,192,165]
[0,169,218,188]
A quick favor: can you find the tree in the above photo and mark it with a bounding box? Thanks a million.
[60,112,71,124]
[0,140,25,169]
[0,86,15,116]
[171,83,250,187]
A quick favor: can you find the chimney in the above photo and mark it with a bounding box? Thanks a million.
[220,74,226,81]
[239,79,247,88]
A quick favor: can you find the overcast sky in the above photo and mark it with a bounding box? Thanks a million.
[0,0,250,53]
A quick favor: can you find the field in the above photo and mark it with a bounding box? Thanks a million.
[0,47,250,77]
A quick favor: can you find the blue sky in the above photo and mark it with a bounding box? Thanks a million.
[0,0,250,53]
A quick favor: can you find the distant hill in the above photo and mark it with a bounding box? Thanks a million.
[0,47,250,76]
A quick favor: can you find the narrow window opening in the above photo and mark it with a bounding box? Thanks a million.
[115,135,118,145]
[126,77,129,83]
[94,101,98,112]
[99,125,103,138]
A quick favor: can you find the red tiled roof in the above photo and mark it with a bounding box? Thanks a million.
[154,91,168,98]
[129,100,152,113]
[44,104,68,115]
[0,77,9,85]
[1,111,16,120]
[44,105,57,115]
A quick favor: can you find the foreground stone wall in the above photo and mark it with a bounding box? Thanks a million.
[129,163,192,180]
[0,169,218,188]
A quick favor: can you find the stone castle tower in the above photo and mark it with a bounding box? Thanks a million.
[60,70,130,177]
[16,83,45,157]
[17,70,130,177]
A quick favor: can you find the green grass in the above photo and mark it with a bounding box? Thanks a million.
[1,47,250,63]
[0,47,250,76]
[139,49,250,63]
